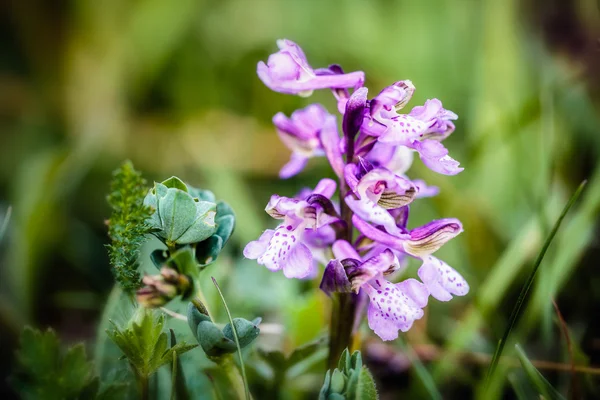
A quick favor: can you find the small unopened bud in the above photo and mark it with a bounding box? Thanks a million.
[136,267,191,308]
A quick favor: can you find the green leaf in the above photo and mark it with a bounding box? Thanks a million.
[486,181,586,383]
[212,277,252,400]
[0,205,11,243]
[354,367,378,400]
[169,329,190,400]
[515,344,566,400]
[106,309,196,378]
[10,327,99,400]
[161,176,189,192]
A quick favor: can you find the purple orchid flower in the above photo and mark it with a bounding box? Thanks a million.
[257,39,365,96]
[360,81,463,176]
[253,39,468,344]
[273,104,330,178]
[352,215,468,301]
[344,161,416,234]
[243,178,339,278]
[320,240,429,341]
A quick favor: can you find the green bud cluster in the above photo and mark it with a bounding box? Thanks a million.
[144,176,235,266]
[187,303,261,359]
[136,176,236,308]
[319,349,378,400]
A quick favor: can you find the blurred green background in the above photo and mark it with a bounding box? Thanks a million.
[1,0,600,398]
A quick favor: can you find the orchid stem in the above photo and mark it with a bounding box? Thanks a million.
[327,120,358,369]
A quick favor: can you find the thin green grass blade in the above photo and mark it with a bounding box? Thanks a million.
[515,344,566,400]
[211,277,250,400]
[0,206,12,242]
[485,181,586,385]
[398,337,442,400]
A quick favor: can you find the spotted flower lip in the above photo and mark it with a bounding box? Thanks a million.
[244,179,339,279]
[352,215,463,257]
[257,39,365,96]
[418,255,469,302]
[273,104,330,178]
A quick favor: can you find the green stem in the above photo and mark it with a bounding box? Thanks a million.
[137,371,149,400]
[215,355,247,400]
[327,122,359,369]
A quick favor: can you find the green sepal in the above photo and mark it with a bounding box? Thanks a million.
[150,249,169,269]
[330,369,346,393]
[197,321,238,357]
[222,318,261,348]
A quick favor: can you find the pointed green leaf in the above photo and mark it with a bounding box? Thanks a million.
[515,344,566,400]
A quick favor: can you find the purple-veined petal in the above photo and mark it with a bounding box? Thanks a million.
[320,259,352,296]
[409,99,457,139]
[356,168,416,209]
[404,218,463,257]
[411,140,463,175]
[282,242,314,278]
[279,153,309,179]
[243,230,275,259]
[418,255,469,301]
[364,277,426,340]
[265,195,302,219]
[349,249,400,291]
[320,115,345,177]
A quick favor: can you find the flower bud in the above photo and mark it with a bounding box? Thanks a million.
[136,267,191,308]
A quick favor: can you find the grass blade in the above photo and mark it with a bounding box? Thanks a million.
[515,344,566,400]
[398,337,442,400]
[485,181,586,384]
[0,206,12,243]
[211,277,250,400]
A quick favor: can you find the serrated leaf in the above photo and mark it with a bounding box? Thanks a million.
[10,327,99,400]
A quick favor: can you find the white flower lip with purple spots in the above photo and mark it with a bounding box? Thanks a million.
[249,39,468,341]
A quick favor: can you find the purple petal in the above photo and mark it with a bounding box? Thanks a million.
[352,215,409,251]
[343,87,368,140]
[320,259,352,296]
[365,142,414,175]
[404,218,463,257]
[364,277,426,340]
[312,178,337,198]
[265,195,302,219]
[344,163,360,193]
[377,115,429,145]
[345,195,401,235]
[243,230,275,259]
[418,256,469,301]
[279,153,309,179]
[409,99,458,139]
[411,140,463,175]
[282,242,314,278]
[370,80,415,117]
[332,240,361,260]
[350,249,400,291]
[258,224,304,272]
[257,40,365,96]
[413,179,440,198]
[320,115,345,177]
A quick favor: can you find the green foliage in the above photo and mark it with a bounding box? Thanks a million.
[486,181,586,383]
[319,349,378,400]
[106,161,153,291]
[515,344,566,400]
[144,177,218,247]
[106,309,196,379]
[186,303,260,359]
[0,205,11,243]
[9,327,124,400]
